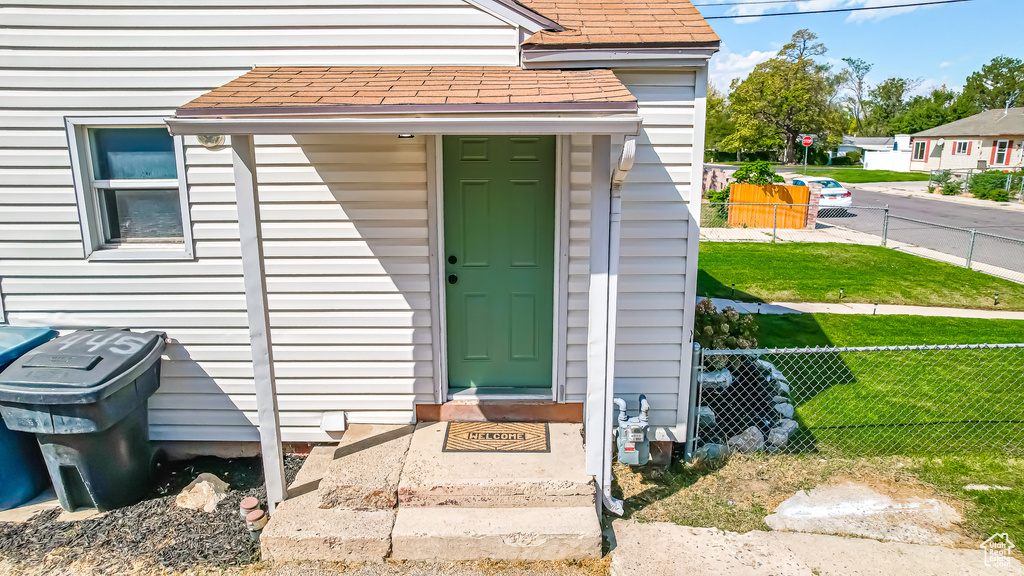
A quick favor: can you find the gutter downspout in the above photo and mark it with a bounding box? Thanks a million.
[600,135,637,516]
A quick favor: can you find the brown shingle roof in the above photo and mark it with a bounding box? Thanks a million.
[518,0,719,47]
[177,67,637,116]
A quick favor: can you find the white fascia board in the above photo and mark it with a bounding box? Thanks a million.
[167,114,642,136]
[462,0,559,33]
[522,46,718,69]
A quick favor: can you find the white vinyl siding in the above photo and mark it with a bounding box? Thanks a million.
[0,0,518,443]
[258,134,433,439]
[565,134,592,404]
[612,70,698,438]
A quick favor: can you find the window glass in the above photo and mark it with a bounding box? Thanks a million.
[793,180,804,186]
[996,141,1009,164]
[89,127,176,180]
[819,180,842,188]
[913,141,927,160]
[101,189,184,243]
[955,141,969,154]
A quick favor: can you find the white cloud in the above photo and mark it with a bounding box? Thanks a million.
[710,45,777,88]
[939,61,952,68]
[845,0,921,23]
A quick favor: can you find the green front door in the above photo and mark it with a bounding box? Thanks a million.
[443,135,556,390]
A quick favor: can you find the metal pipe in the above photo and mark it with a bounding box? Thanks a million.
[684,343,701,462]
[966,228,977,269]
[881,206,889,247]
[638,394,650,425]
[614,397,628,424]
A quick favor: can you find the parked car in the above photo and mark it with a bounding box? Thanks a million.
[792,177,852,215]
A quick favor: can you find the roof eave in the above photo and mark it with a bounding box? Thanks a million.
[174,100,638,118]
[521,42,719,69]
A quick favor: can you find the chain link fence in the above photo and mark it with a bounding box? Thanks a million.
[702,201,1024,280]
[689,344,1024,458]
[928,169,1024,203]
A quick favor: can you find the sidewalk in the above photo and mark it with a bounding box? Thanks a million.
[700,297,1024,320]
[610,520,1024,576]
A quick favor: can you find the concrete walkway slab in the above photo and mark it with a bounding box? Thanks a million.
[765,482,964,546]
[608,520,1024,576]
[701,297,1024,320]
[392,506,602,561]
[318,424,415,510]
[397,422,594,508]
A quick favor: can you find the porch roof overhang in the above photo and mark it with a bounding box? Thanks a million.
[166,66,642,136]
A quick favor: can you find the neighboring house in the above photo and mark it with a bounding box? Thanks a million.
[862,135,913,172]
[909,107,1024,172]
[0,0,718,510]
[838,136,895,158]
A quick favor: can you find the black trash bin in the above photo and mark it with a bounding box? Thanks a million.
[0,328,166,511]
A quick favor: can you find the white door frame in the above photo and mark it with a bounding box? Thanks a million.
[427,134,568,404]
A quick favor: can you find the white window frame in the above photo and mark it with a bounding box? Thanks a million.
[954,140,969,155]
[66,116,193,261]
[995,139,1010,165]
[912,140,927,161]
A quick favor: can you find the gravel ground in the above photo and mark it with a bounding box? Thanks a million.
[0,454,305,575]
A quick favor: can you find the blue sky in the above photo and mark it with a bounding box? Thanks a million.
[701,0,1022,96]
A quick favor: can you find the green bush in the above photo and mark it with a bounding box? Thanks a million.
[703,185,730,227]
[969,171,1014,202]
[845,151,862,164]
[732,161,784,185]
[694,298,758,353]
[830,156,853,166]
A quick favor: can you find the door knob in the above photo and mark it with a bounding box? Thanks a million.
[448,274,458,284]
[448,255,458,264]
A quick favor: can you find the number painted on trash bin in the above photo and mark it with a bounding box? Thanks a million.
[108,335,147,355]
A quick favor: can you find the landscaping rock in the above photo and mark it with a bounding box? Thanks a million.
[693,443,730,469]
[963,484,1011,491]
[175,473,229,513]
[697,406,716,428]
[728,427,764,454]
[768,419,799,448]
[774,402,795,419]
[699,368,733,391]
[756,359,788,384]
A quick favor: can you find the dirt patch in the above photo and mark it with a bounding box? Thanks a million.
[613,454,972,543]
[0,455,305,576]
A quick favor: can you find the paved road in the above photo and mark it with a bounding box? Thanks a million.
[818,188,1024,275]
[842,188,1024,239]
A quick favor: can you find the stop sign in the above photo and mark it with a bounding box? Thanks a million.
[802,136,813,147]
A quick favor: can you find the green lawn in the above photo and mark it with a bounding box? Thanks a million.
[795,167,930,183]
[755,314,1024,348]
[739,314,1024,457]
[698,242,1024,310]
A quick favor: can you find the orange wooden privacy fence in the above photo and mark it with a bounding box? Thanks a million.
[728,183,811,229]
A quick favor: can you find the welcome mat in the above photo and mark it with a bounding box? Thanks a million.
[442,422,550,453]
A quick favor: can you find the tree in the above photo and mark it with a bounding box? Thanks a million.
[889,88,974,135]
[960,56,1024,112]
[864,77,920,136]
[705,83,735,153]
[723,29,843,163]
[840,57,872,135]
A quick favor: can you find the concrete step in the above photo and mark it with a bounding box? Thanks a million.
[260,453,395,564]
[397,422,595,508]
[317,423,414,510]
[390,506,603,561]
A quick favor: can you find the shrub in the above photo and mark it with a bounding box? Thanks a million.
[703,185,730,226]
[732,161,784,185]
[694,298,758,352]
[830,156,852,166]
[845,150,862,164]
[969,171,1013,202]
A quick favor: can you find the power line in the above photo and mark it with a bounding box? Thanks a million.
[695,0,848,6]
[700,0,971,19]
